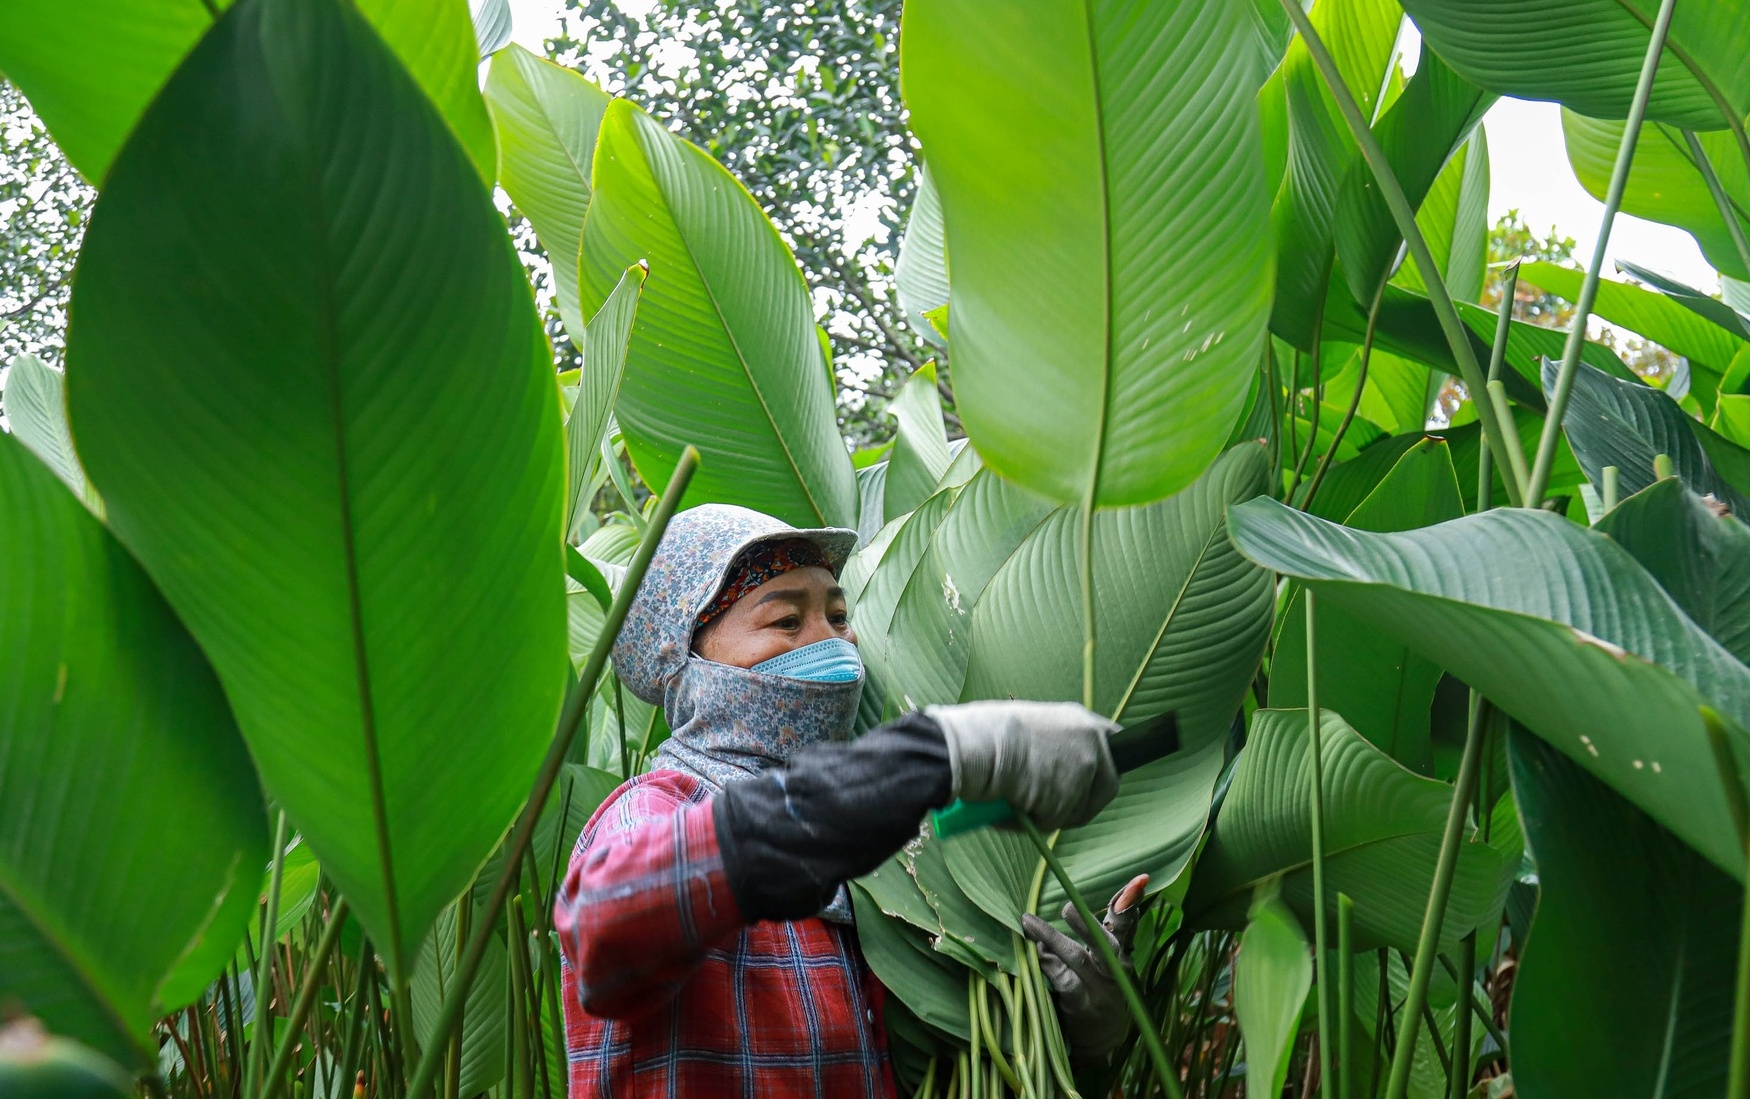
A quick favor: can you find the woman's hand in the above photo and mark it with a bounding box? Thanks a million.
[1020,873,1149,1061]
[927,700,1121,830]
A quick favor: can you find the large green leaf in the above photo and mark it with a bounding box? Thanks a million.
[1,353,99,513]
[468,0,510,58]
[485,44,613,343]
[1187,709,1515,950]
[894,163,949,349]
[883,362,953,522]
[963,443,1273,742]
[63,0,566,979]
[1563,114,1750,280]
[1326,282,1636,399]
[880,471,1058,710]
[0,434,267,1066]
[850,883,973,1042]
[1508,730,1735,1098]
[1546,358,1750,515]
[1597,478,1750,665]
[1271,438,1466,773]
[1389,125,1490,305]
[578,98,856,528]
[0,0,495,185]
[1522,260,1748,406]
[1527,261,1748,375]
[1271,0,1403,346]
[1403,0,1750,130]
[1233,896,1312,1099]
[901,0,1274,507]
[949,445,1274,915]
[1617,259,1750,344]
[1227,499,1750,876]
[1335,48,1493,305]
[564,265,645,540]
[1351,944,1476,1099]
[411,905,506,1096]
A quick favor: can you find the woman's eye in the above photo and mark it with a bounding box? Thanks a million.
[829,612,849,627]
[773,615,801,630]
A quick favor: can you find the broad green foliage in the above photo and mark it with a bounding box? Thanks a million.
[1508,731,1737,1096]
[564,265,645,539]
[884,363,953,522]
[850,884,973,1042]
[1188,709,1516,950]
[1326,282,1636,397]
[1598,479,1750,665]
[1233,896,1312,1099]
[411,906,507,1096]
[1271,439,1466,773]
[877,469,1058,709]
[15,0,1750,1089]
[1229,500,1750,877]
[63,0,566,978]
[1334,48,1493,306]
[1270,0,1402,344]
[1388,126,1490,304]
[579,98,858,528]
[0,0,495,185]
[485,44,613,343]
[902,0,1275,508]
[894,165,950,349]
[1404,0,1750,130]
[1,353,99,513]
[1547,358,1750,513]
[0,434,266,1066]
[469,0,511,58]
[963,443,1274,743]
[1522,260,1749,406]
[1563,114,1750,280]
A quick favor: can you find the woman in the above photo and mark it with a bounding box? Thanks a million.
[555,504,1146,1098]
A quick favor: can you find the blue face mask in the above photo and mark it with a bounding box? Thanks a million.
[750,636,864,683]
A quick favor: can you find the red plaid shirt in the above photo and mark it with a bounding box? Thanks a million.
[555,770,897,1098]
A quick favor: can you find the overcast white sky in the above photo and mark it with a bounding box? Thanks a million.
[501,0,1721,293]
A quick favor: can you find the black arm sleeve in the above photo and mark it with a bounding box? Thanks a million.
[713,710,954,922]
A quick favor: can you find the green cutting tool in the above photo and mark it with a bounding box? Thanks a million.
[929,710,1182,839]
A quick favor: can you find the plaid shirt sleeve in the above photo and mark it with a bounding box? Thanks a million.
[553,773,745,1021]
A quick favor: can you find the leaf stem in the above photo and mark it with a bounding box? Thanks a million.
[1275,0,1523,505]
[246,810,289,1099]
[1383,694,1489,1099]
[1304,280,1385,510]
[1338,893,1355,1099]
[1682,129,1750,279]
[260,899,351,1099]
[1305,593,1333,1096]
[405,447,700,1099]
[1018,815,1183,1099]
[1448,935,1476,1099]
[1477,263,1523,508]
[1524,0,1677,507]
[1484,381,1531,496]
[1079,502,1096,711]
[1287,307,1326,502]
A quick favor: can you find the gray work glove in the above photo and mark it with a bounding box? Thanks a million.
[1021,873,1149,1061]
[926,700,1121,831]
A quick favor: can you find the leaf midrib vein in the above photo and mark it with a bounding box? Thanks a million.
[295,79,404,969]
[638,121,830,526]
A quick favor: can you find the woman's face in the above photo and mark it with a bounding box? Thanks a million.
[692,565,857,669]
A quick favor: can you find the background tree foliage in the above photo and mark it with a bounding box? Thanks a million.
[0,79,90,367]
